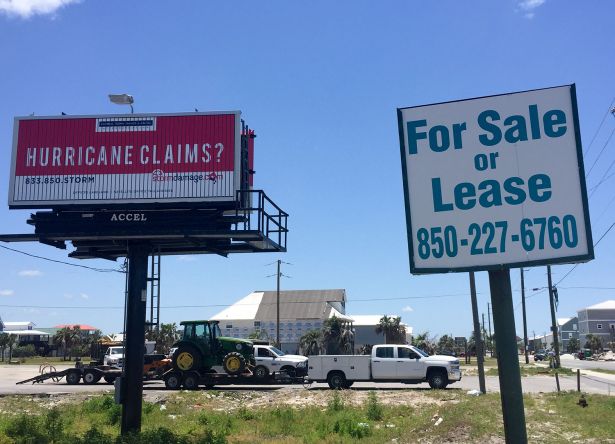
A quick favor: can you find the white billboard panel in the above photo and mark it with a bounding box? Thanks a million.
[398,85,593,274]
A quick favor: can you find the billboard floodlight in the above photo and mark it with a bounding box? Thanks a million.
[108,94,134,113]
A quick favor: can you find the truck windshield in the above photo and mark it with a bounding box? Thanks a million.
[269,346,285,356]
[414,347,429,357]
[110,347,124,355]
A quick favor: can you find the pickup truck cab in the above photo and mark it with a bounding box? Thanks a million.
[308,344,461,389]
[253,345,308,379]
[103,346,124,367]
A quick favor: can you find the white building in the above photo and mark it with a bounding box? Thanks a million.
[211,289,412,354]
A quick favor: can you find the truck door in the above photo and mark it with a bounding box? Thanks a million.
[396,346,424,379]
[255,347,278,371]
[371,346,397,379]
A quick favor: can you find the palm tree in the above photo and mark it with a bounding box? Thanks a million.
[7,334,17,362]
[322,316,354,354]
[54,327,78,361]
[375,315,406,344]
[0,333,9,362]
[299,329,322,356]
[412,331,436,355]
[584,334,602,354]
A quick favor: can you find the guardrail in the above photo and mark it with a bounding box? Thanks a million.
[235,190,288,251]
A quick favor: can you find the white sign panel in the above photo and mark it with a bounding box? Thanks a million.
[398,85,593,274]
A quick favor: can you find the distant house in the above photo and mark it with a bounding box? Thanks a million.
[557,317,579,352]
[578,300,615,349]
[2,321,52,355]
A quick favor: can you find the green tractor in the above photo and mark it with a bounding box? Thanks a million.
[171,320,254,375]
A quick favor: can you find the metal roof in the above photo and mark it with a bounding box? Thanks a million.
[584,300,615,310]
[254,289,346,321]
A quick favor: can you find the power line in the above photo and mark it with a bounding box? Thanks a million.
[583,96,615,158]
[0,244,124,273]
[585,126,615,178]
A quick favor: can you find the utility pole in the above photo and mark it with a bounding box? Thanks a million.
[488,302,493,357]
[469,272,486,393]
[521,269,529,364]
[547,266,561,368]
[276,259,281,348]
[482,313,486,357]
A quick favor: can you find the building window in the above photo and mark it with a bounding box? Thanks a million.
[573,324,577,331]
[226,324,233,329]
[597,324,603,329]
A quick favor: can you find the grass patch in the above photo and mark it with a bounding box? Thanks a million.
[584,368,615,376]
[485,365,575,377]
[0,391,613,442]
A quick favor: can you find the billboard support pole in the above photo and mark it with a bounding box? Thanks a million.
[488,268,527,444]
[121,243,150,435]
[521,269,529,364]
[469,272,486,394]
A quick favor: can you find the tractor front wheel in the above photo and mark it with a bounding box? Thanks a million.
[222,352,246,375]
[173,346,201,372]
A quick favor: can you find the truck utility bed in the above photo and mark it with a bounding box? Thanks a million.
[307,355,371,381]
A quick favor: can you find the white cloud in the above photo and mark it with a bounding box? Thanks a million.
[0,289,14,296]
[80,293,89,300]
[18,269,42,277]
[402,305,414,312]
[0,0,81,19]
[517,0,546,19]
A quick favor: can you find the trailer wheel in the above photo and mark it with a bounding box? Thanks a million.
[104,376,116,384]
[164,371,183,390]
[427,369,448,389]
[253,365,269,379]
[222,352,246,375]
[327,371,347,390]
[82,369,102,385]
[183,372,200,390]
[65,370,81,385]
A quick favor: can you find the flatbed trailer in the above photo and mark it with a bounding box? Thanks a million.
[16,363,121,385]
[163,368,307,390]
[16,354,171,386]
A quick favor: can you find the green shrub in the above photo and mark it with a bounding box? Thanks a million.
[333,415,371,439]
[74,427,113,444]
[11,345,37,358]
[365,391,383,421]
[327,391,345,412]
[44,408,66,443]
[4,415,47,444]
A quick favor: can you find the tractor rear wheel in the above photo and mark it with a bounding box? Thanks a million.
[173,345,202,372]
[222,352,246,375]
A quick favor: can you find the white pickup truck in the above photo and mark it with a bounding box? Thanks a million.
[253,344,308,379]
[308,344,461,389]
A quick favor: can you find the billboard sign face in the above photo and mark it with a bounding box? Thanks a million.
[398,85,593,274]
[9,112,241,208]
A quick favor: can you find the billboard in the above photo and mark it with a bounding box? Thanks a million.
[398,85,593,274]
[9,111,242,208]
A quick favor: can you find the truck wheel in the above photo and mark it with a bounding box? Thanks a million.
[183,372,200,390]
[173,346,201,372]
[65,370,81,385]
[428,369,448,389]
[327,372,347,390]
[222,352,246,375]
[343,381,354,389]
[164,371,183,390]
[281,366,296,378]
[82,369,102,385]
[104,376,116,384]
[254,365,269,379]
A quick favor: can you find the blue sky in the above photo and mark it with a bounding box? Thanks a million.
[0,1,614,340]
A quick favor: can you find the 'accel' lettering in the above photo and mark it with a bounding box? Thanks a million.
[110,213,147,222]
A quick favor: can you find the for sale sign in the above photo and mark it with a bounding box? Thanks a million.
[397,85,593,274]
[9,112,241,208]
